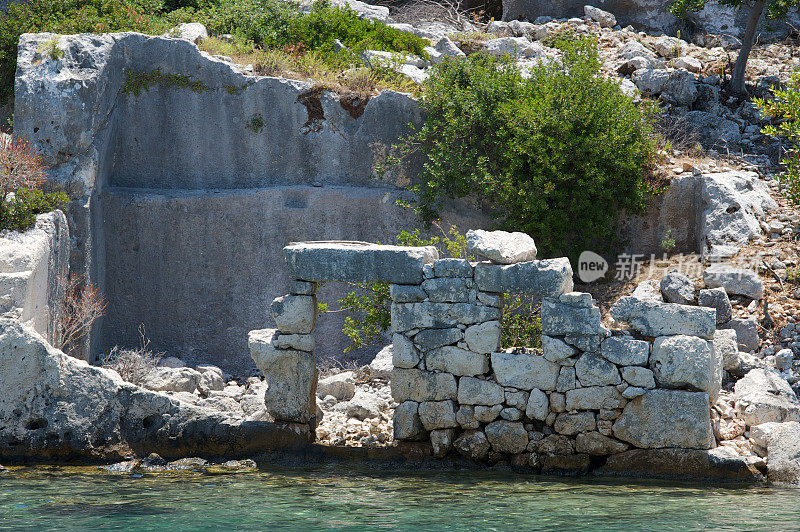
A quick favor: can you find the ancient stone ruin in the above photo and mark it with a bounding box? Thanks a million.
[251,232,724,467]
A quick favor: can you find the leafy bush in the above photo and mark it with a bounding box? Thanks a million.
[394,36,661,259]
[0,135,67,232]
[755,71,800,205]
[0,188,69,232]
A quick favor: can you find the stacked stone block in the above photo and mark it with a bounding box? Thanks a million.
[248,281,319,426]
[394,288,722,466]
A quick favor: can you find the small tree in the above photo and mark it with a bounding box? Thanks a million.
[55,273,107,357]
[670,0,799,95]
[754,70,800,203]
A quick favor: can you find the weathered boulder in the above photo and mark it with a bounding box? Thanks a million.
[620,366,655,388]
[474,258,573,296]
[141,367,202,393]
[457,377,505,405]
[575,352,621,387]
[650,335,721,401]
[733,368,800,426]
[421,277,468,302]
[610,296,715,339]
[700,171,777,251]
[466,229,537,264]
[686,112,742,152]
[412,328,461,350]
[394,401,425,440]
[541,294,604,336]
[392,334,421,368]
[418,400,459,430]
[432,258,473,278]
[454,429,490,461]
[596,447,764,482]
[368,344,393,378]
[541,335,577,362]
[0,319,310,461]
[249,329,317,423]
[391,302,500,331]
[652,35,684,58]
[284,242,438,285]
[714,329,740,372]
[703,264,763,300]
[168,22,208,44]
[317,371,355,401]
[525,388,549,420]
[659,271,695,304]
[698,287,732,324]
[346,390,386,420]
[484,420,528,453]
[273,333,315,352]
[430,428,456,458]
[750,421,800,483]
[554,412,596,435]
[575,432,629,455]
[612,390,714,449]
[720,318,760,352]
[584,5,616,27]
[565,386,624,410]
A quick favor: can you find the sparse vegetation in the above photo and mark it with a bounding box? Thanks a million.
[102,325,163,385]
[245,113,265,133]
[661,229,677,254]
[40,37,63,60]
[788,266,800,285]
[120,69,208,96]
[55,273,107,357]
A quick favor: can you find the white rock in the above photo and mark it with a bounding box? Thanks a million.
[542,335,577,362]
[491,351,560,390]
[346,389,386,420]
[317,372,355,401]
[271,295,317,334]
[418,400,458,430]
[703,264,764,300]
[674,56,702,73]
[733,368,800,426]
[466,229,537,264]
[583,5,616,27]
[369,345,393,378]
[426,346,489,376]
[167,23,208,44]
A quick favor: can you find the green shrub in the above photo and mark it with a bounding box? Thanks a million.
[755,70,800,205]
[0,0,179,102]
[0,188,69,232]
[394,36,660,259]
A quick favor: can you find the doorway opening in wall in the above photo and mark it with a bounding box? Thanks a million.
[314,280,395,448]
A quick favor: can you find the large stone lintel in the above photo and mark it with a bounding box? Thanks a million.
[284,242,438,284]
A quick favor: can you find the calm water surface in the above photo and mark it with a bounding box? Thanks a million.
[0,464,797,531]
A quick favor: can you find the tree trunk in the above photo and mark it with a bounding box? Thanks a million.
[731,0,767,95]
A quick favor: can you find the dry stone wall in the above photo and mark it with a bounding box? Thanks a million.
[249,231,723,465]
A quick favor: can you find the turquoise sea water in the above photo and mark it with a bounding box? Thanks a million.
[0,464,797,531]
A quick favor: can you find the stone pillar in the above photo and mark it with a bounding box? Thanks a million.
[248,280,318,430]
